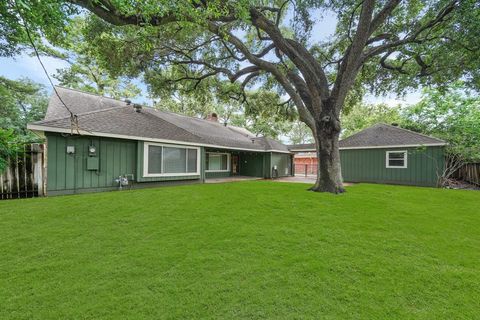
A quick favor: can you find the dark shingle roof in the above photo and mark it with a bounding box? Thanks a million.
[44,87,126,120]
[30,87,290,153]
[255,137,290,152]
[339,123,445,148]
[288,123,445,151]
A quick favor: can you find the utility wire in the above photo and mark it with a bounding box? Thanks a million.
[14,0,80,135]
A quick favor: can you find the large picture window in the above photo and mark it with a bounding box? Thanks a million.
[144,143,200,177]
[206,152,230,172]
[386,150,407,168]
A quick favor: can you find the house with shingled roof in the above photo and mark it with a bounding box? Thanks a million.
[28,87,293,195]
[289,123,447,187]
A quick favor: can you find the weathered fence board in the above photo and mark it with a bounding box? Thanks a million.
[454,163,480,186]
[0,144,45,200]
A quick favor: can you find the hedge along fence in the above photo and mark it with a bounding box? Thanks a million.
[454,163,480,186]
[0,143,45,200]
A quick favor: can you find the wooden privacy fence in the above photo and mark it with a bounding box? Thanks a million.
[0,143,45,200]
[454,163,480,186]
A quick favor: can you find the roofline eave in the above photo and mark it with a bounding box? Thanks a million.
[290,143,448,152]
[27,124,292,154]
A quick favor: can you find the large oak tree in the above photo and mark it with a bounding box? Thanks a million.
[3,0,479,193]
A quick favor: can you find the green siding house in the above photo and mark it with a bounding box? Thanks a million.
[28,87,293,196]
[290,124,447,187]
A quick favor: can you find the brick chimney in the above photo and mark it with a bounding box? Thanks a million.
[206,112,218,122]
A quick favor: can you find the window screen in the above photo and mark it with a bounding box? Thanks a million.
[387,151,407,168]
[147,145,162,174]
[187,149,197,173]
[163,147,187,173]
[221,154,228,170]
[146,144,198,175]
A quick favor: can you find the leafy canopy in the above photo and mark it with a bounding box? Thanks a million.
[0,76,48,141]
[341,102,402,138]
[2,0,478,127]
[0,128,20,172]
[402,83,480,161]
[1,1,479,163]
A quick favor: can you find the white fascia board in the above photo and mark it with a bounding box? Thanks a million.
[339,143,447,150]
[291,143,446,152]
[290,149,316,152]
[27,124,292,154]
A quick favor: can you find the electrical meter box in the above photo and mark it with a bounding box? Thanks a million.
[87,157,99,170]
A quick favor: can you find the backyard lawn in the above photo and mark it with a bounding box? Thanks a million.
[1,181,479,319]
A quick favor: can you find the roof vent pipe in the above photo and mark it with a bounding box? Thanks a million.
[133,103,142,113]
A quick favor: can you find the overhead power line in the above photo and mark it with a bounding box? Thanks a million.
[14,0,80,134]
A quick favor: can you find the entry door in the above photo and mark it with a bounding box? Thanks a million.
[232,155,239,175]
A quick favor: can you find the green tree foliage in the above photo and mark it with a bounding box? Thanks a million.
[0,76,48,140]
[0,129,20,171]
[402,84,480,161]
[285,121,314,144]
[0,76,48,171]
[149,72,295,138]
[41,17,141,99]
[341,102,402,138]
[0,0,74,57]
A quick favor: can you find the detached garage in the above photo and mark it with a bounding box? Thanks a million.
[339,124,447,187]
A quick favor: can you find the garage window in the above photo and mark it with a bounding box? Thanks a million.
[386,150,407,168]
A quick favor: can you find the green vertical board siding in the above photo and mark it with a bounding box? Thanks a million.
[204,148,267,178]
[270,153,292,177]
[204,148,232,179]
[264,153,272,178]
[340,146,445,187]
[205,171,232,178]
[239,152,265,177]
[46,133,137,193]
[203,148,267,178]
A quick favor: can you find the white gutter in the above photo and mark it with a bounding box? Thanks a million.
[339,143,447,149]
[290,149,316,152]
[290,142,446,152]
[27,124,292,154]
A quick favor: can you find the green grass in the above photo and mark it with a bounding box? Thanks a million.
[1,182,479,319]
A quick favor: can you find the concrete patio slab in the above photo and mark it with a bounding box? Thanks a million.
[205,176,262,184]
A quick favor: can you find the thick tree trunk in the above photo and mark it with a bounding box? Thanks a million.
[309,106,345,194]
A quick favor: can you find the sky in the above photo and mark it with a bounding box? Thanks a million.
[0,10,422,108]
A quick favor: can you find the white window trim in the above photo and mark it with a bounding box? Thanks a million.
[205,152,231,172]
[386,150,408,169]
[143,142,201,177]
